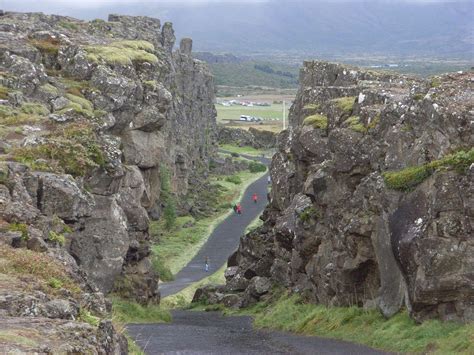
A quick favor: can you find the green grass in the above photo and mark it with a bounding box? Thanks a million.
[303,114,328,130]
[220,144,269,157]
[20,102,49,116]
[151,168,267,281]
[383,148,473,191]
[112,298,171,324]
[235,293,474,354]
[216,103,286,122]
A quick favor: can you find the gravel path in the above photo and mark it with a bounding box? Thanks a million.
[159,153,270,297]
[127,311,389,355]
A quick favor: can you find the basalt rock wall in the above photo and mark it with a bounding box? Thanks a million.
[211,61,473,323]
[0,11,217,308]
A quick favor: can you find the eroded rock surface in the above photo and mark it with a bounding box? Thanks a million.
[0,11,217,352]
[199,62,473,323]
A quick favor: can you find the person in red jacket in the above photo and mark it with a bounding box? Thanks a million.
[252,193,258,203]
[236,203,242,215]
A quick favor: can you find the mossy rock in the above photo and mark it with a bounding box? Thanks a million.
[344,116,367,133]
[85,40,158,66]
[332,96,356,113]
[303,114,328,130]
[383,149,474,191]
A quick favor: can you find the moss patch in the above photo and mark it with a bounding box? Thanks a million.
[344,116,367,133]
[11,122,105,176]
[332,96,356,113]
[0,85,10,99]
[29,37,60,55]
[303,114,328,130]
[383,149,474,191]
[20,102,49,116]
[85,40,158,66]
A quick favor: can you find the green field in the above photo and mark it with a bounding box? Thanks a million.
[216,103,286,122]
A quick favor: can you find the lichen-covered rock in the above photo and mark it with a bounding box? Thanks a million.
[217,61,473,323]
[218,126,276,149]
[0,10,218,351]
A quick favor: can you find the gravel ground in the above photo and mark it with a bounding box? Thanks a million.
[127,310,390,355]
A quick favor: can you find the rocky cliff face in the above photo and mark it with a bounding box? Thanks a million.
[204,61,473,323]
[0,11,216,352]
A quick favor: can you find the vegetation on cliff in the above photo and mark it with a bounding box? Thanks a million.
[383,148,474,191]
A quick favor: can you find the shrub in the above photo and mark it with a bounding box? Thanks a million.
[225,175,242,184]
[332,96,356,113]
[303,114,328,130]
[383,148,474,191]
[40,83,59,95]
[163,203,177,231]
[248,161,267,173]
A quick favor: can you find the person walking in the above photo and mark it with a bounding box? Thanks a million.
[236,203,242,215]
[205,256,209,272]
[233,203,238,213]
[252,193,258,204]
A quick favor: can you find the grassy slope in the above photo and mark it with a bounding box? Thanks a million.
[228,293,474,354]
[210,61,299,89]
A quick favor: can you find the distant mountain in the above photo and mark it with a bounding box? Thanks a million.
[4,1,474,60]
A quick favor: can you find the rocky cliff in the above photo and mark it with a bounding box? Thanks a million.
[199,61,473,323]
[0,11,216,352]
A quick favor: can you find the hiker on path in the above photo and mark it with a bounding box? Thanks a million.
[236,203,242,215]
[233,204,238,213]
[205,256,209,272]
[252,193,258,203]
[267,176,271,184]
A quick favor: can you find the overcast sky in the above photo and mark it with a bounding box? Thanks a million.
[2,0,468,10]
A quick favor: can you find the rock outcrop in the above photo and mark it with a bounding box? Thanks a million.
[199,62,473,323]
[0,11,217,352]
[218,126,276,149]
